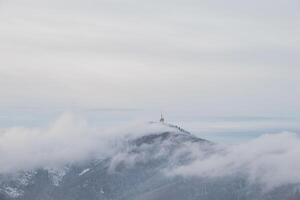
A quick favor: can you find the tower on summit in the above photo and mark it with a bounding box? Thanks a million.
[160,113,165,123]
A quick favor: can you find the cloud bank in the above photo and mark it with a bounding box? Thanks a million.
[0,113,175,173]
[1,114,300,191]
[170,132,300,190]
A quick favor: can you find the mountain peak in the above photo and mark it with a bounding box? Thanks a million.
[131,121,207,147]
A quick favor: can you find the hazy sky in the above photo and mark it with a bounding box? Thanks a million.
[1,0,300,119]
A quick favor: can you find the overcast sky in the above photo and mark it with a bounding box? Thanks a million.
[1,0,300,121]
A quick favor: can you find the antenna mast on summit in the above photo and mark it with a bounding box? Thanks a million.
[160,113,165,123]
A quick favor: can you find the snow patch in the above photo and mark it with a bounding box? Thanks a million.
[100,188,105,194]
[79,168,90,176]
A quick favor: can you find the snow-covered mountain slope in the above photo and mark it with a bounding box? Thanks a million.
[0,122,300,200]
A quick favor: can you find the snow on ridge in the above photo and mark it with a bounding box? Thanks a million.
[17,171,36,186]
[46,167,69,186]
[3,186,24,198]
